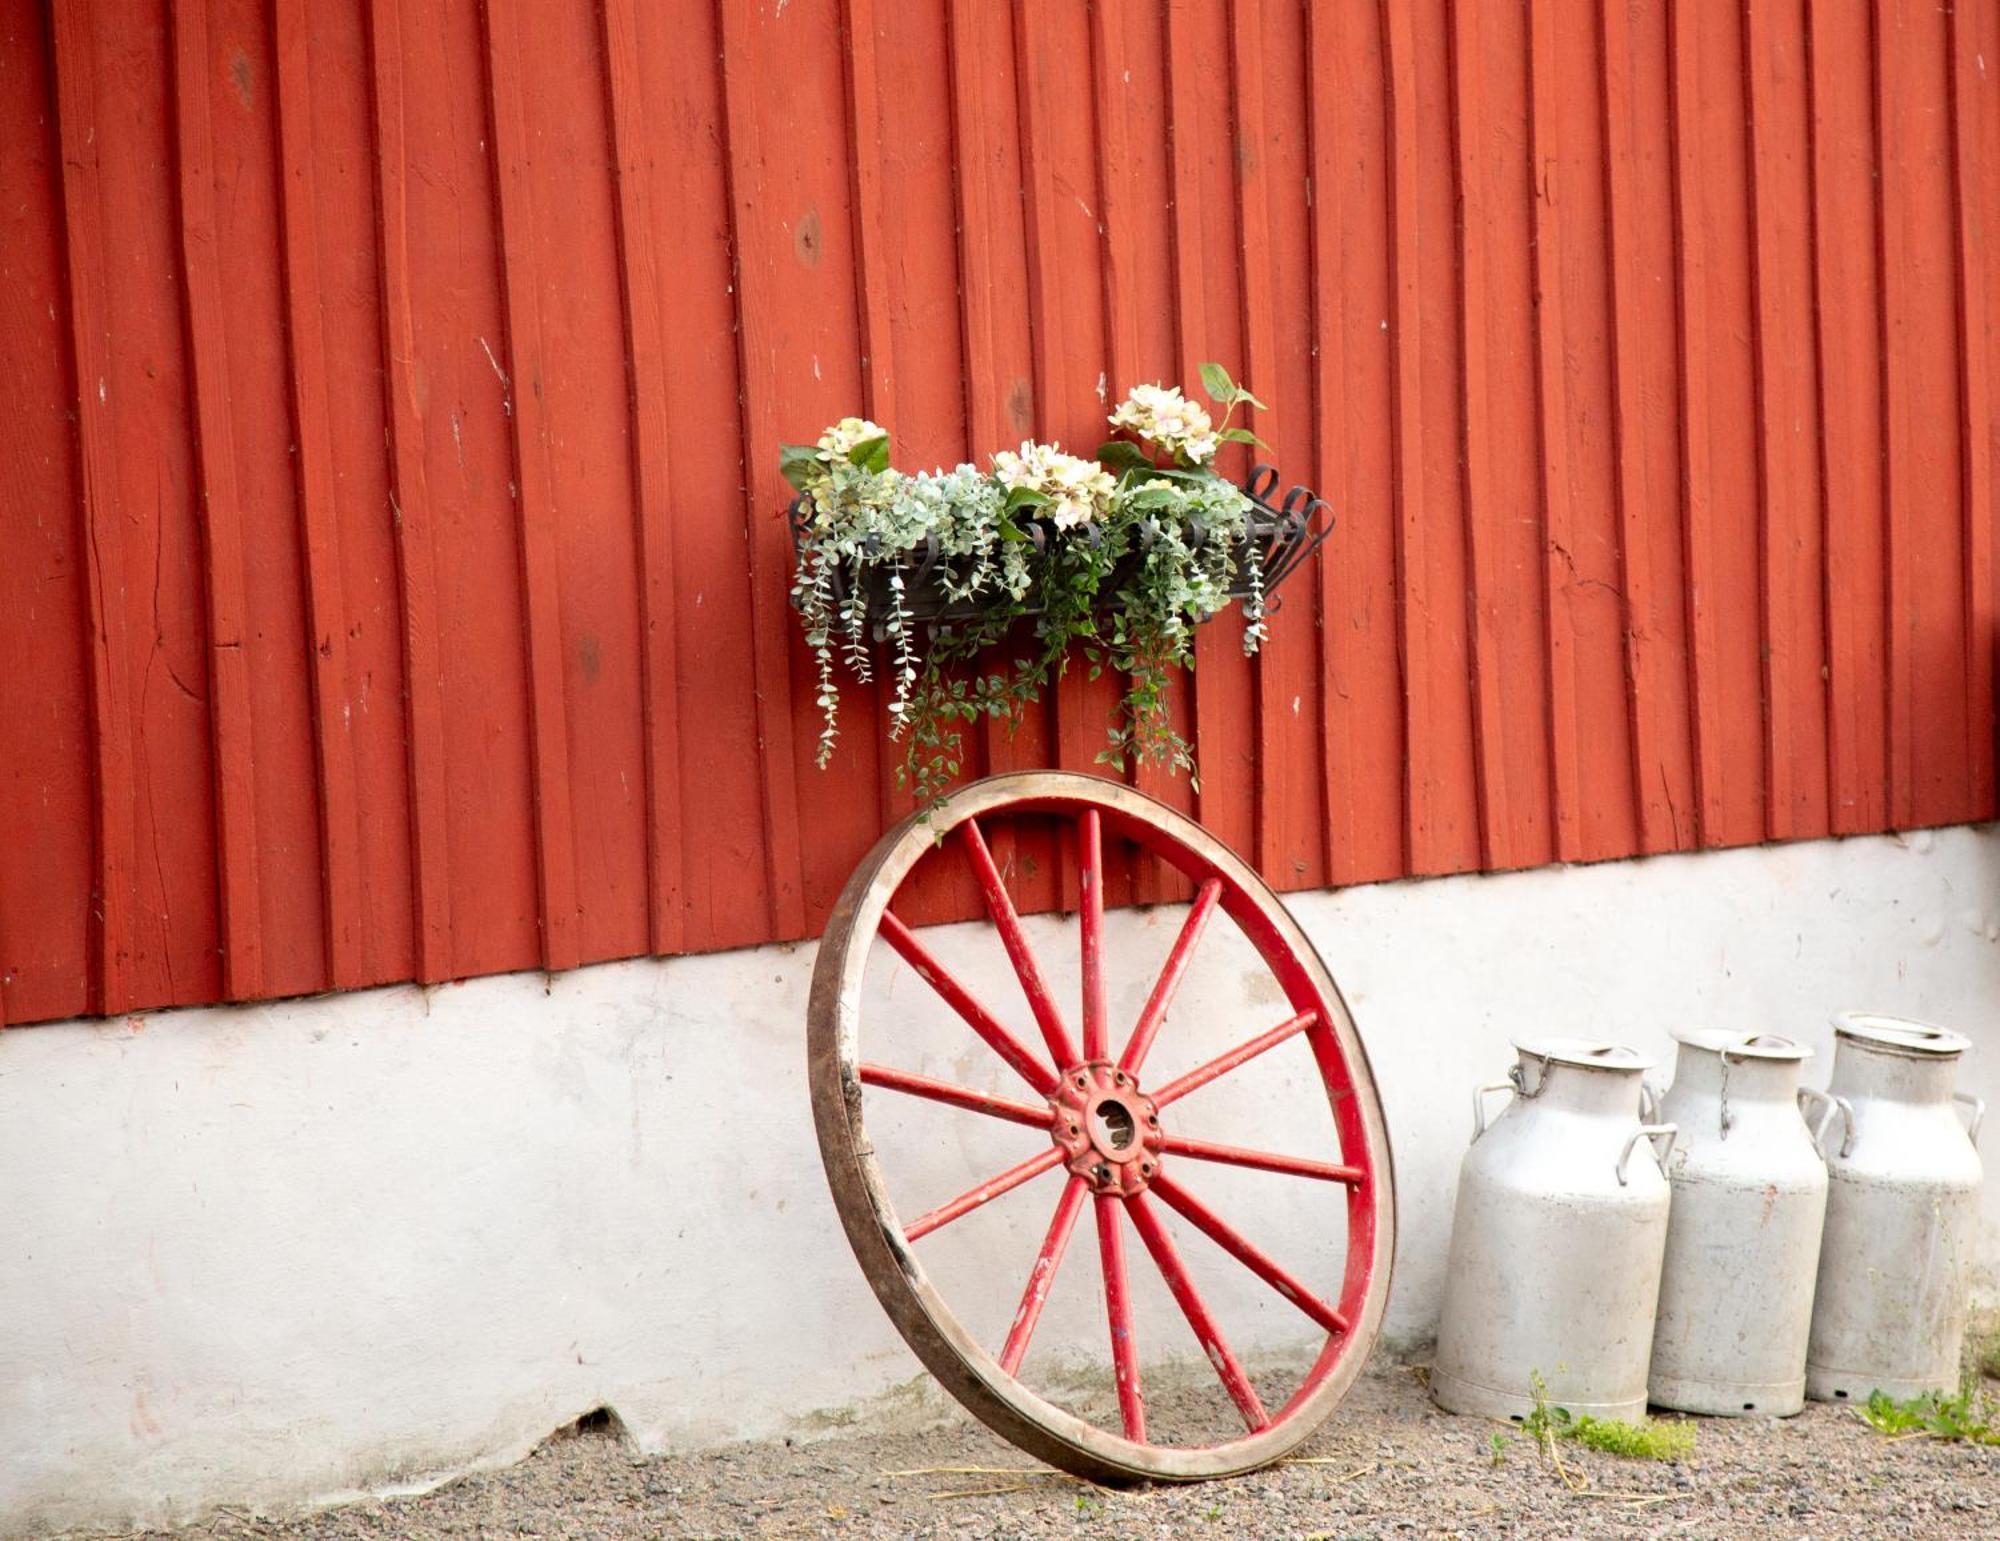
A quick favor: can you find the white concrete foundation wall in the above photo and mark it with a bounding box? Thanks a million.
[2,825,1996,1533]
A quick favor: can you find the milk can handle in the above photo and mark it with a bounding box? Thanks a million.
[1640,1080,1663,1122]
[1797,1086,1854,1159]
[1616,1123,1677,1186]
[1472,1080,1515,1140]
[1954,1092,1986,1147]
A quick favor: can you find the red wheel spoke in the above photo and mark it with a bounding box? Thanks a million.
[1158,1134,1363,1185]
[859,1064,1052,1130]
[1079,811,1108,1062]
[960,818,1080,1070]
[1151,1009,1319,1109]
[1118,877,1223,1074]
[1094,1193,1148,1441]
[905,1147,1064,1243]
[1151,1173,1350,1337]
[1126,1192,1270,1431]
[880,910,1058,1096]
[999,1175,1090,1375]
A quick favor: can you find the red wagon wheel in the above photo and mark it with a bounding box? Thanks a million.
[808,772,1394,1482]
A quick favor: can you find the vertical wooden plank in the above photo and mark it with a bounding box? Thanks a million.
[1090,0,1142,404]
[1951,0,1997,818]
[1308,0,1405,886]
[519,2,649,963]
[1249,0,1327,891]
[1885,0,1971,826]
[714,0,822,940]
[49,0,135,1013]
[946,0,1005,460]
[1804,0,1888,836]
[1164,0,1221,842]
[1872,0,1915,829]
[3,0,95,1025]
[945,0,1003,807]
[1306,0,1347,877]
[288,0,416,988]
[480,0,580,971]
[838,0,907,832]
[1450,0,1508,870]
[1528,0,1583,863]
[1381,0,1427,874]
[841,0,897,430]
[1744,0,1792,840]
[1166,0,1256,860]
[1600,0,1672,855]
[941,0,1044,916]
[171,0,264,998]
[620,0,768,952]
[202,0,330,998]
[365,0,452,980]
[273,0,366,985]
[1306,0,1343,876]
[1086,0,1151,908]
[1747,0,1831,842]
[1229,0,1286,877]
[1013,0,1115,879]
[601,0,685,957]
[1668,0,1725,846]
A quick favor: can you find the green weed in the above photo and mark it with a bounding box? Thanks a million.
[1857,1383,2000,1446]
[1520,1368,1696,1466]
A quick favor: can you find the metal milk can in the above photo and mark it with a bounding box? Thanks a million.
[1432,1038,1677,1423]
[1804,1012,1984,1403]
[1647,1029,1827,1417]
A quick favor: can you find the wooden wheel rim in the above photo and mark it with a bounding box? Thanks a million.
[807,772,1396,1483]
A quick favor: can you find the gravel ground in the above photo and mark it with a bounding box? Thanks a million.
[99,1354,2000,1541]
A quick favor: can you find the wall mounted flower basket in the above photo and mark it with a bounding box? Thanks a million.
[787,462,1332,641]
[783,368,1335,803]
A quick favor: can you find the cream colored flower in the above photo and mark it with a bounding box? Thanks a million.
[1109,383,1219,466]
[992,441,1117,529]
[816,416,889,462]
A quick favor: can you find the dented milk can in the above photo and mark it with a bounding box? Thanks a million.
[1432,1039,1677,1423]
[1804,1012,1984,1403]
[1647,1029,1827,1417]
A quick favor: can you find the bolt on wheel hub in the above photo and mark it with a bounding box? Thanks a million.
[1051,1061,1163,1195]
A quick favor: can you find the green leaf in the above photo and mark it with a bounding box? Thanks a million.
[1197,361,1236,403]
[1217,426,1271,449]
[1096,439,1155,473]
[1004,485,1051,514]
[779,443,823,492]
[847,434,891,474]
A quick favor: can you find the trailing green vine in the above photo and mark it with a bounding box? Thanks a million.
[783,366,1271,807]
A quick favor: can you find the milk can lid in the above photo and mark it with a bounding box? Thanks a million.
[1511,1036,1654,1072]
[1670,1026,1812,1061]
[1830,1011,1971,1058]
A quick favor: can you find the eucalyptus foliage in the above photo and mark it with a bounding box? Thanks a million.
[784,366,1269,806]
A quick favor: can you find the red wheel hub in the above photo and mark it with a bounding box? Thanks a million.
[1050,1062,1163,1195]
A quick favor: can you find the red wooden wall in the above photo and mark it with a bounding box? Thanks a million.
[1,0,1995,1028]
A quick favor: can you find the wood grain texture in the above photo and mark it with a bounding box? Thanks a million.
[171,0,264,999]
[481,0,580,971]
[48,0,134,1014]
[274,0,366,985]
[366,0,452,981]
[602,0,685,956]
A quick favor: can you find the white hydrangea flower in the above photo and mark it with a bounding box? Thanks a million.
[816,416,889,462]
[1109,383,1219,466]
[992,441,1117,530]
